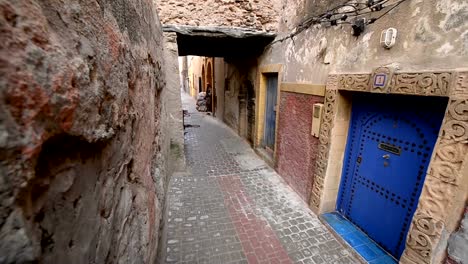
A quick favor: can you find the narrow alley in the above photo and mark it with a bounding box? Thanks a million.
[1,1,467,264]
[158,93,360,264]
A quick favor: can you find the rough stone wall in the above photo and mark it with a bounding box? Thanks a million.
[446,206,468,264]
[276,92,323,201]
[0,0,169,263]
[154,0,281,32]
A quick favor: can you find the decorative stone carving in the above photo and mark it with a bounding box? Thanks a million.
[417,175,455,221]
[452,71,468,96]
[317,69,466,264]
[402,213,443,264]
[370,66,395,93]
[446,99,468,122]
[338,71,454,96]
[390,72,453,96]
[428,139,467,185]
[403,97,467,263]
[310,88,337,208]
[338,74,370,91]
[326,74,339,90]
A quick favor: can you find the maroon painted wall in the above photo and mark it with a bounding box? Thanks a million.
[276,92,324,201]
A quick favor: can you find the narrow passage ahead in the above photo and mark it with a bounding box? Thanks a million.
[158,93,360,264]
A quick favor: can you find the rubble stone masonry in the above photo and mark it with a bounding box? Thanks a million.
[0,0,169,263]
[155,0,280,32]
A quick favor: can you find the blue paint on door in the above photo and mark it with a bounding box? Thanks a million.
[337,93,447,259]
[264,74,278,150]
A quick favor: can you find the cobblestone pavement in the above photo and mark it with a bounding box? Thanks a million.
[158,93,361,264]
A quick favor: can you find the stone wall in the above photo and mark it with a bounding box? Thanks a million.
[276,92,323,201]
[0,0,169,263]
[163,33,185,174]
[154,0,280,32]
[446,206,468,264]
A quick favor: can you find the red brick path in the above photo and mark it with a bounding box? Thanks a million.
[218,176,293,264]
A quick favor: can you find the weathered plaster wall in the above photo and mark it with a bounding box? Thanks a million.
[246,83,256,145]
[257,0,468,262]
[0,0,169,263]
[259,0,468,203]
[179,56,189,94]
[261,0,468,83]
[188,56,204,98]
[214,58,226,120]
[224,62,241,131]
[155,0,281,32]
[223,59,257,135]
[276,92,323,201]
[163,33,185,173]
[277,0,309,33]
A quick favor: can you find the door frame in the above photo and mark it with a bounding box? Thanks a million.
[254,64,283,165]
[309,67,468,264]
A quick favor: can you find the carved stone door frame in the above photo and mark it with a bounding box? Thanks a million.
[309,67,468,263]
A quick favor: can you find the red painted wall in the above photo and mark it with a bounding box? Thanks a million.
[276,92,324,202]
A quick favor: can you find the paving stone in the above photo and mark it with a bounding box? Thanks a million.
[157,94,361,263]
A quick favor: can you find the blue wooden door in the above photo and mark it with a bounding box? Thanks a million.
[337,94,447,259]
[264,74,278,150]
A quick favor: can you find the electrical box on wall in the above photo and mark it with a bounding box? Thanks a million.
[311,103,324,138]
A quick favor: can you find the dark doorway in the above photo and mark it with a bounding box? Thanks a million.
[198,77,202,93]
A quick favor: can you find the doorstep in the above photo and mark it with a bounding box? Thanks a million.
[320,212,398,264]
